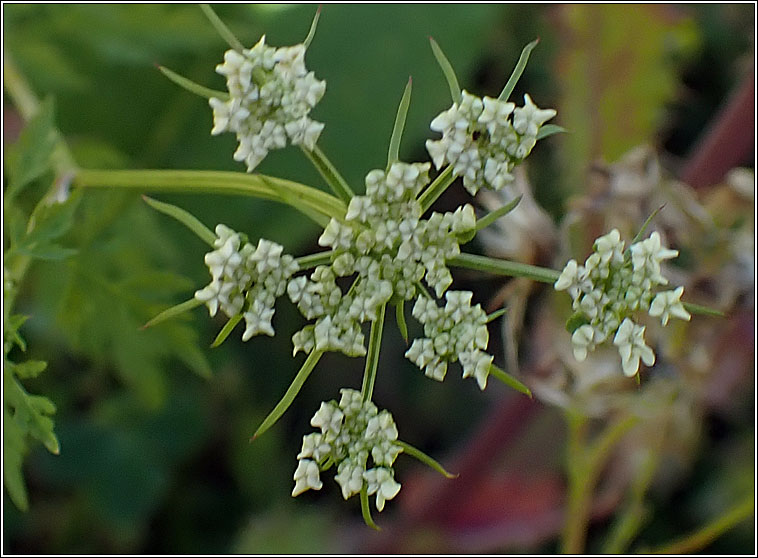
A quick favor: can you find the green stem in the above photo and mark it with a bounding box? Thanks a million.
[448,252,560,284]
[682,301,725,318]
[561,413,591,554]
[200,4,245,51]
[418,165,455,212]
[72,169,346,221]
[360,483,380,530]
[561,413,638,554]
[295,250,333,270]
[602,448,658,553]
[360,303,386,402]
[158,65,229,100]
[647,496,754,554]
[629,204,666,245]
[301,145,354,203]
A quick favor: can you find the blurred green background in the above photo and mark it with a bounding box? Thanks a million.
[3,3,754,554]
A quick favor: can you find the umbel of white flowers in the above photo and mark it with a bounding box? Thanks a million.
[193,161,497,392]
[289,161,480,361]
[426,91,556,195]
[209,36,326,171]
[194,225,299,341]
[554,229,691,377]
[406,291,493,389]
[293,389,403,512]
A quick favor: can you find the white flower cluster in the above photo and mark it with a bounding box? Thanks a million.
[405,291,493,390]
[209,36,326,172]
[426,91,556,195]
[554,229,691,377]
[287,265,390,357]
[293,389,403,512]
[288,161,477,357]
[194,225,299,341]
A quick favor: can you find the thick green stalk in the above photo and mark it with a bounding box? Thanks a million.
[72,169,346,221]
[448,252,560,284]
[561,414,591,554]
[295,250,334,270]
[561,413,638,553]
[361,303,386,402]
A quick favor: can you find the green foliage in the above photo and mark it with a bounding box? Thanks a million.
[3,3,752,554]
[4,98,58,201]
[555,4,700,191]
[33,192,213,406]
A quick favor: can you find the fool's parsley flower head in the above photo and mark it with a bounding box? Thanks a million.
[195,225,299,341]
[405,290,494,389]
[209,36,326,171]
[426,91,556,195]
[292,389,403,512]
[287,161,478,357]
[554,229,691,376]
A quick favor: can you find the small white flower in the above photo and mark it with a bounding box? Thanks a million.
[512,94,557,137]
[194,280,222,317]
[571,324,595,362]
[648,286,691,326]
[210,36,326,171]
[613,318,655,377]
[554,259,579,292]
[459,349,493,390]
[310,401,344,434]
[407,291,493,389]
[292,459,323,496]
[335,459,365,499]
[630,232,678,284]
[365,411,398,442]
[426,89,555,194]
[364,467,401,512]
[242,298,275,340]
